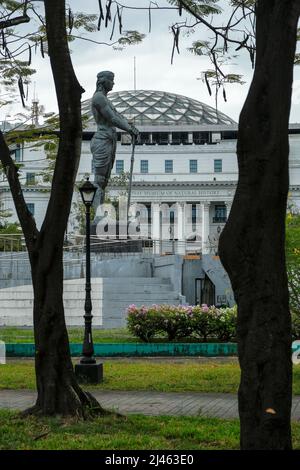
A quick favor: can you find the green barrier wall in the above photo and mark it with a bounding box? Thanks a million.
[5,342,238,357]
[5,343,300,357]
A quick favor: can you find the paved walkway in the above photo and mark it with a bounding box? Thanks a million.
[1,390,300,420]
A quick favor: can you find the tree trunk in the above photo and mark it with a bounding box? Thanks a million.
[219,0,300,449]
[0,0,105,418]
[25,246,101,417]
[20,0,105,417]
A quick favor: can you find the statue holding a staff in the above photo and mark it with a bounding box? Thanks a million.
[90,71,139,213]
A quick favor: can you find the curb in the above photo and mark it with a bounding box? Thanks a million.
[5,342,238,357]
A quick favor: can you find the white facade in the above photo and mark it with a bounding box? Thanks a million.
[2,89,300,255]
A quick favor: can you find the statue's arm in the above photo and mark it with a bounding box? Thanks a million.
[94,94,136,134]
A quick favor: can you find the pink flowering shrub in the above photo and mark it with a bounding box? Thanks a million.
[126,304,163,342]
[158,305,193,340]
[191,305,219,342]
[126,304,238,342]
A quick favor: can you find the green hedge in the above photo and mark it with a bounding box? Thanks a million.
[126,304,237,342]
[127,304,300,343]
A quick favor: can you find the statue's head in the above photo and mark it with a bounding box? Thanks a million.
[96,71,114,93]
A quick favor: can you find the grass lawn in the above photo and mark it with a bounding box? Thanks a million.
[0,327,232,344]
[1,411,300,450]
[1,360,300,394]
[0,327,137,344]
[0,410,237,450]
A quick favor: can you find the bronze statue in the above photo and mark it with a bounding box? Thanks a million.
[90,71,139,211]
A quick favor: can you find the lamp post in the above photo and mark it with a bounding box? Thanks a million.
[75,177,103,384]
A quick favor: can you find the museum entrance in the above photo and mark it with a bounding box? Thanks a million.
[195,275,215,306]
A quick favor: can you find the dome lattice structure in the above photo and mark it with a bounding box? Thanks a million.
[81,90,236,127]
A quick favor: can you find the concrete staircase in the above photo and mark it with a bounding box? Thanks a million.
[101,277,180,328]
[0,277,180,328]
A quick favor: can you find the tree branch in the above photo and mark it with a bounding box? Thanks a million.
[0,14,30,30]
[0,130,39,250]
[179,0,252,49]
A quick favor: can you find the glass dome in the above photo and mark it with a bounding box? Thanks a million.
[81,89,236,127]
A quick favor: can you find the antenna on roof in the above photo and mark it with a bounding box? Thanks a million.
[31,82,39,126]
[134,56,136,91]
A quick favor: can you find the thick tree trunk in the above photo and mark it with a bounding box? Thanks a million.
[219,0,300,449]
[25,247,102,417]
[21,0,104,417]
[20,0,105,417]
[0,1,105,417]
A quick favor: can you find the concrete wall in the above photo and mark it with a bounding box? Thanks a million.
[152,255,183,297]
[182,258,205,305]
[0,252,153,289]
[0,251,234,302]
[201,255,235,307]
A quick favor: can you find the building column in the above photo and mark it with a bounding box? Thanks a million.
[151,202,161,254]
[201,201,211,255]
[177,202,186,254]
[188,132,193,144]
[225,201,232,219]
[168,132,172,144]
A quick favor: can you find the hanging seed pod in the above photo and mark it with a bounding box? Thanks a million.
[40,36,44,58]
[175,28,180,54]
[148,4,151,33]
[105,0,112,28]
[179,0,183,16]
[110,12,117,41]
[223,87,227,103]
[249,48,255,69]
[28,43,31,66]
[98,0,104,20]
[18,76,26,107]
[1,30,5,50]
[205,73,212,96]
[68,8,74,34]
[117,5,122,34]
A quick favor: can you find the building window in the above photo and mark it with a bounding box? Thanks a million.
[171,132,188,145]
[26,203,35,216]
[152,132,168,145]
[213,204,227,223]
[26,172,36,185]
[140,160,148,174]
[214,159,222,173]
[193,131,209,145]
[115,160,124,174]
[138,132,151,145]
[190,160,198,173]
[165,160,173,173]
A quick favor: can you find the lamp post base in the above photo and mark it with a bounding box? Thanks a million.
[75,362,103,384]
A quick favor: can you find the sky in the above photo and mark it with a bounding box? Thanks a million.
[3,0,300,125]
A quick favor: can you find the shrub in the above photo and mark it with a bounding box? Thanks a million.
[126,303,238,342]
[213,306,237,342]
[159,305,193,340]
[190,304,217,342]
[126,304,162,342]
[126,304,300,344]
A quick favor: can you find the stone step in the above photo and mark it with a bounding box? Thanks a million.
[0,276,178,327]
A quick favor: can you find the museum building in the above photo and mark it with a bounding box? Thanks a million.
[2,89,300,255]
